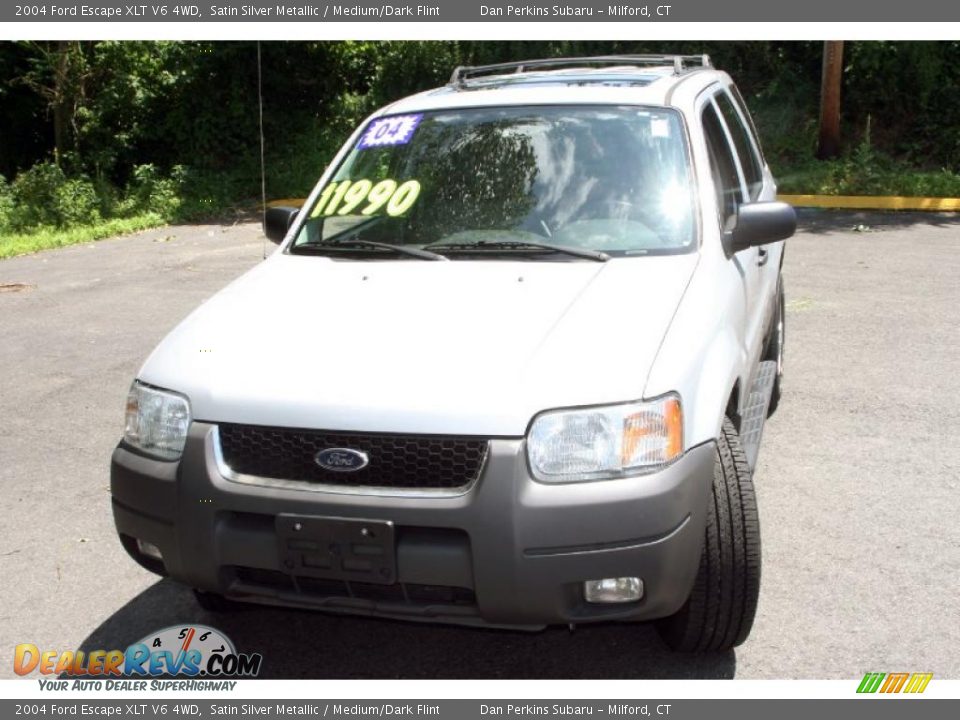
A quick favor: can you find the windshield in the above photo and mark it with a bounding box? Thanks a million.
[290,105,696,259]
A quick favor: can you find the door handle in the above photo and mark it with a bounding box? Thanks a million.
[757,247,769,266]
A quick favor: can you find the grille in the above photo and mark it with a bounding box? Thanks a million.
[217,423,488,490]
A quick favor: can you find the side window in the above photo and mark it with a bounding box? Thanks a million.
[716,91,764,200]
[702,103,743,229]
[729,84,766,161]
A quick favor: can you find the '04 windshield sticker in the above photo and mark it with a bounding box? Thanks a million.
[358,114,423,149]
[311,179,422,218]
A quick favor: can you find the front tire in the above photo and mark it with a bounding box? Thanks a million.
[656,418,761,652]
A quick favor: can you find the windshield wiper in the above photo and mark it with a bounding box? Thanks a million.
[424,240,609,262]
[296,240,447,261]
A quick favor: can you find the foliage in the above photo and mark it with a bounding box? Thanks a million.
[4,162,100,230]
[0,175,13,233]
[54,177,102,227]
[7,161,67,228]
[5,161,101,229]
[122,163,183,218]
[778,157,960,197]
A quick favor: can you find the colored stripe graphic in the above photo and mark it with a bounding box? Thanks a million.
[857,672,933,694]
[880,672,909,693]
[903,673,934,694]
[857,673,885,693]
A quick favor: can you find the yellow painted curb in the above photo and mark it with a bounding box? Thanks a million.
[778,194,960,211]
[266,198,306,209]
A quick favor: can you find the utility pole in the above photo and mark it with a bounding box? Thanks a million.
[817,40,844,160]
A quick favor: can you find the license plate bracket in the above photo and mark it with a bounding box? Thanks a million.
[275,514,396,585]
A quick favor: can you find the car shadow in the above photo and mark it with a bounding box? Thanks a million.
[76,579,736,679]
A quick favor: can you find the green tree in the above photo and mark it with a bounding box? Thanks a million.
[16,41,89,166]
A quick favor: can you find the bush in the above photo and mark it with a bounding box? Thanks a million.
[6,161,101,229]
[0,175,13,232]
[123,163,183,219]
[9,161,67,228]
[777,154,960,198]
[0,160,193,237]
[54,178,101,226]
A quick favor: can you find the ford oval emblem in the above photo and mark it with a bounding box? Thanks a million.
[314,448,369,473]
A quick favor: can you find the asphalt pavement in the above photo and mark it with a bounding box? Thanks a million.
[1,210,958,679]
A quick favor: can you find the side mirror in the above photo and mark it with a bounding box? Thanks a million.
[264,205,300,244]
[725,201,796,254]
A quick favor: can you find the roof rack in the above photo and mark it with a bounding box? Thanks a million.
[449,54,712,86]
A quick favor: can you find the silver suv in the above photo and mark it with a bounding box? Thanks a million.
[113,55,794,652]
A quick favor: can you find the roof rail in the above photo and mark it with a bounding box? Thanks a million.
[449,54,712,86]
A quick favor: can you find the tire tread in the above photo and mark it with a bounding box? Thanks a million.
[656,417,761,652]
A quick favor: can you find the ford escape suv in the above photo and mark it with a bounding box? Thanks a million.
[112,55,795,652]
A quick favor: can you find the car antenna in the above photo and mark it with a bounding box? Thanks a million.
[257,40,268,261]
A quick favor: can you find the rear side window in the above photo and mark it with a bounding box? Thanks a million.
[702,103,742,228]
[730,84,765,159]
[715,92,763,200]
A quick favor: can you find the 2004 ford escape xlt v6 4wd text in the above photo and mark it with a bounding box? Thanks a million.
[112,55,795,652]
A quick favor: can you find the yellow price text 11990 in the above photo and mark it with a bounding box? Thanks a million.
[311,179,421,218]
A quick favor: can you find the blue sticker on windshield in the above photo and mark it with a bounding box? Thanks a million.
[358,114,423,149]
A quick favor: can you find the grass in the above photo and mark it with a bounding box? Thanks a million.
[0,213,167,260]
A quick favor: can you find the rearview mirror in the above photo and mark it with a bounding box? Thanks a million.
[725,201,796,254]
[264,205,300,244]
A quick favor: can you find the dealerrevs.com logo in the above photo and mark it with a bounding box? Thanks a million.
[14,625,262,688]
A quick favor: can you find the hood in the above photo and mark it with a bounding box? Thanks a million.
[139,252,698,436]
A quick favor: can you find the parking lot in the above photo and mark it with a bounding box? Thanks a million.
[1,210,958,679]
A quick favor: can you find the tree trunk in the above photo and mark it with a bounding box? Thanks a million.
[817,40,845,160]
[51,41,70,166]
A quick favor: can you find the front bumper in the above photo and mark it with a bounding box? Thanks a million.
[111,422,715,629]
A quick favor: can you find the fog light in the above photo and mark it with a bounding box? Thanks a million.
[584,577,643,604]
[136,539,163,561]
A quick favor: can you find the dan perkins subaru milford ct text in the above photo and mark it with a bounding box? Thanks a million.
[111,55,794,653]
[480,5,673,16]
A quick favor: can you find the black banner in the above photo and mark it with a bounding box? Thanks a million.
[4,0,960,23]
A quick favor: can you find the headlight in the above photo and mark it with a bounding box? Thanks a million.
[124,382,191,460]
[527,395,683,483]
